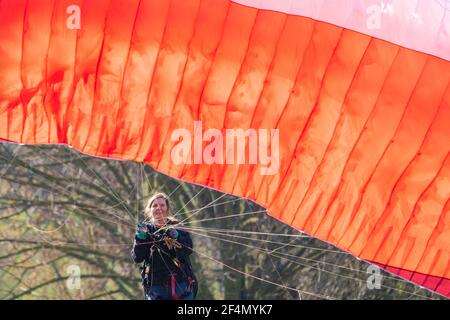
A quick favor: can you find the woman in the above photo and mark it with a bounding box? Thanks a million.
[131,192,197,300]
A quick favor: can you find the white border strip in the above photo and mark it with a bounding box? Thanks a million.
[232,0,450,61]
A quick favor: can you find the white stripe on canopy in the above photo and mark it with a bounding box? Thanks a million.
[232,0,450,61]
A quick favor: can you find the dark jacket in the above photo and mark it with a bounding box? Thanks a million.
[131,222,197,291]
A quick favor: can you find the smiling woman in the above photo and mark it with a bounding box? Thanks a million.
[131,192,198,300]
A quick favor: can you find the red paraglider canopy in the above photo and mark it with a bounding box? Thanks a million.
[0,0,449,297]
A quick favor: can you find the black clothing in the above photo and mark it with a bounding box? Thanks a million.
[131,222,197,297]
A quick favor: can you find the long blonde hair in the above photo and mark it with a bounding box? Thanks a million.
[144,192,177,225]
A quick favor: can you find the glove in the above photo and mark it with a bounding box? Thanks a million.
[136,223,148,241]
[166,227,179,239]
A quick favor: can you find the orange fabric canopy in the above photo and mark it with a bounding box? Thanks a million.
[0,0,449,297]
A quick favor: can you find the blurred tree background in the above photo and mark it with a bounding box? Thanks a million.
[0,144,445,300]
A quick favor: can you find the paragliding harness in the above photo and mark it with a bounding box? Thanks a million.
[140,246,198,300]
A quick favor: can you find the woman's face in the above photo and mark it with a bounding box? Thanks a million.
[150,197,168,225]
